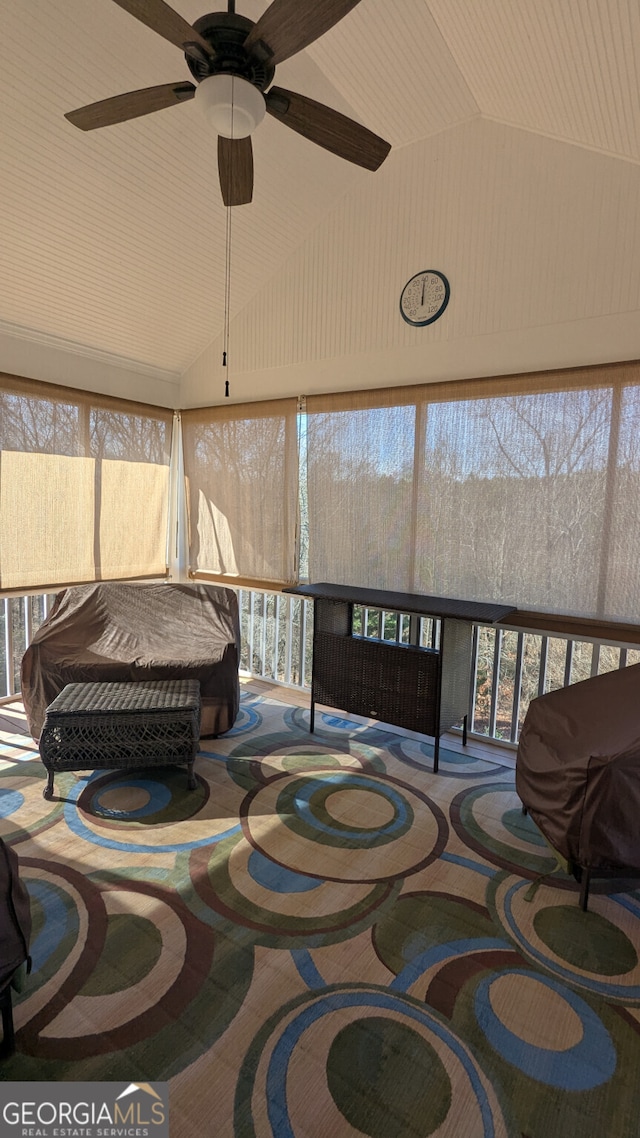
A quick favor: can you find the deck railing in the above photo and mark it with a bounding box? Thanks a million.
[237,589,640,748]
[1,593,55,701]
[3,587,639,749]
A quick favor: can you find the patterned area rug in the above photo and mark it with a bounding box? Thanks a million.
[1,690,639,1137]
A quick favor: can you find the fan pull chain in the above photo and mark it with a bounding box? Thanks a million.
[222,70,235,397]
[223,185,232,397]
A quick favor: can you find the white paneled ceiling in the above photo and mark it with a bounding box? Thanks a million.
[429,0,640,159]
[1,0,640,406]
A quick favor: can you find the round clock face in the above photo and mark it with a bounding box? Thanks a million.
[400,270,450,327]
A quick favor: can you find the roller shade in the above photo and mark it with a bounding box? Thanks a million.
[181,398,298,586]
[0,374,172,590]
[306,362,640,622]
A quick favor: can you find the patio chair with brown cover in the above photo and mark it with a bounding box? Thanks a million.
[21,581,241,742]
[516,661,640,908]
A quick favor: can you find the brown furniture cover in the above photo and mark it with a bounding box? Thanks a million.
[21,582,240,742]
[516,661,640,872]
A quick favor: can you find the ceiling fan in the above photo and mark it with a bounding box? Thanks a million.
[65,0,391,206]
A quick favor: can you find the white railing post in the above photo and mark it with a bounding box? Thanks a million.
[274,593,281,680]
[3,598,15,697]
[509,632,524,742]
[300,598,309,688]
[468,624,480,733]
[488,628,502,739]
[284,594,294,686]
[537,637,549,696]
[248,590,255,675]
[259,593,267,678]
[24,595,33,650]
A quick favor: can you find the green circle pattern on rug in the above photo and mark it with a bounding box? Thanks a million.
[234,984,508,1138]
[450,781,560,876]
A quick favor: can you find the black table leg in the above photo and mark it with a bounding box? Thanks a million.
[0,984,15,1059]
[579,867,591,911]
[43,771,54,800]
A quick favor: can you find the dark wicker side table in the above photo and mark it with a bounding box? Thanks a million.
[39,679,201,800]
[284,583,515,772]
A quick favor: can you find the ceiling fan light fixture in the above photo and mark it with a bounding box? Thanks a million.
[195,74,266,138]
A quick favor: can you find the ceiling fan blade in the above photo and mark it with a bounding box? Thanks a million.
[65,82,195,131]
[218,136,254,206]
[244,0,362,65]
[111,0,212,60]
[266,87,391,171]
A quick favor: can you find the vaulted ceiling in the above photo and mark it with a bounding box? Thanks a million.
[2,0,640,408]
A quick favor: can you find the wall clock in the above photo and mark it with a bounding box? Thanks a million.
[399,269,450,327]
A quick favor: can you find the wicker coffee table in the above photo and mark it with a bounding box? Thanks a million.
[39,679,201,800]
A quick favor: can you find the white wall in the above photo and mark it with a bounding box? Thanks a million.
[0,322,180,408]
[181,117,640,407]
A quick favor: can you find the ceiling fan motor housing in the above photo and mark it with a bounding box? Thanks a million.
[187,12,275,91]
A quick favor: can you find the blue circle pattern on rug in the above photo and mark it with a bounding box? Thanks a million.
[91,778,172,819]
[0,787,25,816]
[225,702,263,735]
[64,775,241,854]
[248,849,323,893]
[474,969,616,1090]
[27,879,71,972]
[290,772,409,843]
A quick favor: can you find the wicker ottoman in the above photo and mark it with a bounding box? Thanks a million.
[39,679,201,800]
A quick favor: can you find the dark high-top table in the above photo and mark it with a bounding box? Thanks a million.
[284,583,515,771]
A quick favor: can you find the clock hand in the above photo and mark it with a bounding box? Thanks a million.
[421,277,426,305]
